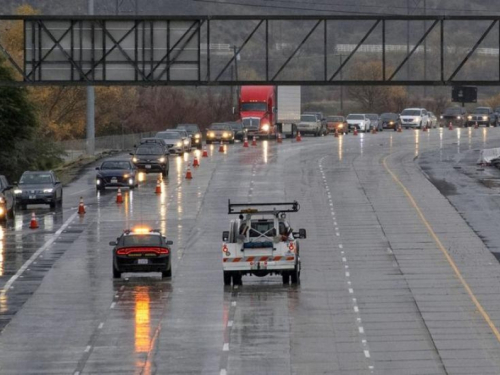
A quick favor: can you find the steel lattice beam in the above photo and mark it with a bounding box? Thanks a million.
[0,15,498,86]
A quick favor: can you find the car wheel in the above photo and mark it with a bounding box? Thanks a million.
[290,263,300,284]
[162,168,167,177]
[206,140,211,145]
[162,267,172,278]
[97,185,105,192]
[230,139,235,144]
[282,272,290,284]
[50,201,56,209]
[232,273,242,286]
[112,265,121,279]
[8,204,15,219]
[21,204,27,210]
[224,271,231,286]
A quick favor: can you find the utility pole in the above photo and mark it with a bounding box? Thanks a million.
[339,54,344,113]
[407,0,411,99]
[233,45,240,112]
[86,0,95,156]
[423,0,427,97]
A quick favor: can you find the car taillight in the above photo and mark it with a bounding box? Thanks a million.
[116,247,169,255]
[222,243,228,253]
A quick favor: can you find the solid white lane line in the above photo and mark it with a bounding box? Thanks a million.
[0,211,78,297]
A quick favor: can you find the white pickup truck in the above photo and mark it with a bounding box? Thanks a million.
[222,201,307,286]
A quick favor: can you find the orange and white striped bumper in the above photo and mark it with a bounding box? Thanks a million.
[222,255,296,271]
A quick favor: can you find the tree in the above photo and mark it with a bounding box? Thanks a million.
[347,61,408,113]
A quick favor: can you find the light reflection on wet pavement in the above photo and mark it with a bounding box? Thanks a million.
[1,128,500,374]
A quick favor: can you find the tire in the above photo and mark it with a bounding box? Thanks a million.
[291,263,300,284]
[419,121,422,129]
[206,140,211,145]
[7,204,15,219]
[113,265,121,279]
[282,272,290,284]
[97,185,105,192]
[230,139,235,144]
[21,204,27,210]
[50,201,56,209]
[162,266,172,278]
[162,168,167,177]
[224,271,231,286]
[232,273,242,286]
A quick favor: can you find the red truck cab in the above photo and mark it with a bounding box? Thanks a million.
[239,86,276,139]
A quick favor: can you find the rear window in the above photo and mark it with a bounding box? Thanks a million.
[401,109,421,116]
[300,115,317,122]
[122,235,162,247]
[380,113,398,120]
[136,146,163,155]
[347,115,364,120]
[156,132,179,139]
[210,124,229,130]
[249,221,274,238]
[327,116,344,122]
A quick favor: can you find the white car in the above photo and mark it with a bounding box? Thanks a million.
[400,108,429,129]
[222,201,306,286]
[346,114,371,133]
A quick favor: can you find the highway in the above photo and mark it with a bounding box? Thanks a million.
[2,128,500,374]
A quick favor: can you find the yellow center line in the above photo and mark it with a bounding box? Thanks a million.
[382,154,500,343]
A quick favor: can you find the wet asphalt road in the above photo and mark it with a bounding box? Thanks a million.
[2,129,500,374]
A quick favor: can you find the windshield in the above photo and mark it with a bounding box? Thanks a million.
[209,124,229,130]
[347,115,364,120]
[380,113,398,120]
[156,132,180,139]
[366,114,378,120]
[20,173,53,184]
[241,103,267,112]
[136,146,163,155]
[122,235,162,247]
[229,123,243,130]
[300,115,317,122]
[101,161,131,170]
[327,116,343,122]
[444,108,462,115]
[401,110,421,116]
[475,108,490,114]
[176,124,198,132]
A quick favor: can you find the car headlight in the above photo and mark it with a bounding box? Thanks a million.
[132,157,138,163]
[129,178,134,185]
[261,124,270,132]
[457,116,461,120]
[339,124,343,128]
[440,115,443,119]
[208,132,214,137]
[123,174,130,178]
[14,189,22,195]
[194,134,201,139]
[390,121,394,125]
[483,116,488,120]
[0,207,4,216]
[96,179,101,185]
[43,188,53,193]
[468,115,472,120]
[176,141,182,147]
[0,197,4,203]
[222,132,228,137]
[158,157,166,163]
[183,139,189,145]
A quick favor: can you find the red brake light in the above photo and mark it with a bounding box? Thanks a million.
[222,243,228,253]
[288,243,295,252]
[116,247,169,255]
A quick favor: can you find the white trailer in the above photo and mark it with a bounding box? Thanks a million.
[277,86,301,138]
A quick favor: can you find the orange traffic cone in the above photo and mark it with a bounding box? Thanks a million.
[397,124,402,133]
[334,128,339,138]
[116,188,123,204]
[251,136,257,146]
[185,165,193,180]
[277,133,283,143]
[29,212,39,229]
[193,156,200,167]
[353,127,358,136]
[448,122,453,130]
[78,197,86,215]
[474,121,479,129]
[243,137,249,147]
[296,132,302,142]
[155,179,162,194]
[202,147,208,157]
[218,141,224,153]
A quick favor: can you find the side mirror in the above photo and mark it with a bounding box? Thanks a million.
[109,241,117,246]
[129,153,134,156]
[222,231,229,242]
[298,229,307,239]
[166,240,174,246]
[5,185,13,190]
[133,144,136,148]
[95,167,100,170]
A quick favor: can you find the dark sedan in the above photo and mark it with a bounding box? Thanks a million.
[176,124,203,149]
[380,113,401,131]
[0,175,15,222]
[131,144,169,177]
[227,122,247,141]
[14,171,63,209]
[110,228,173,278]
[96,160,137,191]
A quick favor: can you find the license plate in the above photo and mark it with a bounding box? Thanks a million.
[111,178,118,183]
[29,195,36,199]
[145,165,151,169]
[138,259,149,265]
[251,261,267,270]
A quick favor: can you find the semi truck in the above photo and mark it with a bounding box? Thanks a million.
[238,86,301,139]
